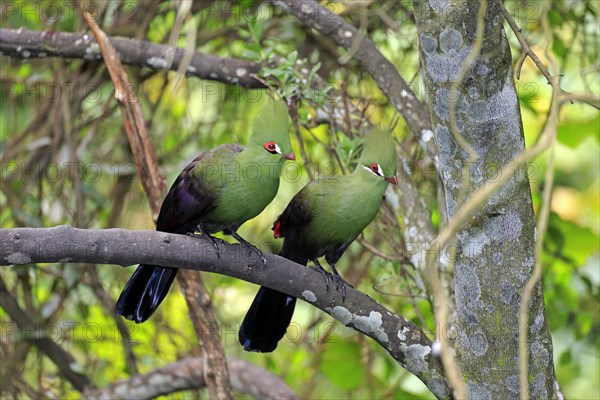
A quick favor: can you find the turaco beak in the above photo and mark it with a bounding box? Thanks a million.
[284,152,296,161]
[385,176,398,185]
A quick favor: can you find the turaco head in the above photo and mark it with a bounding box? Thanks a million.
[357,127,398,185]
[248,101,295,161]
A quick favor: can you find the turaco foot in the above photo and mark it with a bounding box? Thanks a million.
[310,258,331,292]
[329,263,352,301]
[191,225,221,258]
[229,231,267,266]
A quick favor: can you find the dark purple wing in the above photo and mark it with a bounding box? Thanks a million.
[272,185,314,239]
[156,145,241,233]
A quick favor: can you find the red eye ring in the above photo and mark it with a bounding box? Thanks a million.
[264,141,276,150]
[370,163,378,172]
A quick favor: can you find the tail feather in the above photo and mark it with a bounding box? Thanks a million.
[238,286,296,352]
[239,247,306,352]
[116,265,178,323]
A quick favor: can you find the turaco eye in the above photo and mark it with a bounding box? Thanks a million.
[264,141,281,154]
[363,162,384,177]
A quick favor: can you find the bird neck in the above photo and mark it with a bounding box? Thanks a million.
[235,145,286,184]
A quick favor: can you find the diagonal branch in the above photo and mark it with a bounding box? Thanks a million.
[84,356,298,400]
[0,225,454,400]
[269,0,437,161]
[82,15,233,399]
[84,13,165,213]
[0,27,264,88]
[0,277,93,392]
[497,0,599,110]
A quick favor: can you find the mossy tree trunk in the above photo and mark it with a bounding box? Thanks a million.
[412,1,558,398]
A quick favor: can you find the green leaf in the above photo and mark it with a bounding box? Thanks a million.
[282,83,299,98]
[319,342,365,390]
[577,312,594,336]
[546,213,598,266]
[393,388,431,400]
[242,49,260,60]
[552,36,567,58]
[286,50,298,65]
[557,114,600,148]
[248,20,264,41]
[559,350,572,365]
[304,87,330,104]
[309,62,322,80]
[548,9,563,27]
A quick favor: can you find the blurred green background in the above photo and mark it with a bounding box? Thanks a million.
[0,1,598,398]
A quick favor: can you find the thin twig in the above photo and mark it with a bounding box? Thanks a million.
[497,0,554,83]
[518,5,560,399]
[448,1,487,172]
[84,12,165,212]
[84,12,233,399]
[497,0,599,111]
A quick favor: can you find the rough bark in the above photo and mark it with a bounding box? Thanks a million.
[0,28,263,88]
[84,356,298,400]
[0,226,453,399]
[412,1,557,398]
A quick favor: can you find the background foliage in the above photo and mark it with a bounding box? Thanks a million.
[0,1,598,398]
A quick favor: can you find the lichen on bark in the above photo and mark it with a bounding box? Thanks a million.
[412,0,557,398]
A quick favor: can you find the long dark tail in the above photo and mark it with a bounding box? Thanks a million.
[115,265,178,323]
[238,286,297,352]
[238,249,306,352]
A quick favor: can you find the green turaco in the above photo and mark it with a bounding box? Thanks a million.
[239,127,398,352]
[116,101,295,323]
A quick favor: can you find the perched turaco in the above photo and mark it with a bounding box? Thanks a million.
[116,101,295,323]
[239,127,398,352]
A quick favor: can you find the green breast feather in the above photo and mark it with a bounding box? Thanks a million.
[302,173,388,246]
[191,143,284,226]
[299,127,397,247]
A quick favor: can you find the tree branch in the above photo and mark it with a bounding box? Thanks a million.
[0,226,453,400]
[83,13,165,214]
[84,356,298,400]
[0,277,93,392]
[497,0,600,110]
[0,27,264,88]
[80,16,234,399]
[269,0,437,161]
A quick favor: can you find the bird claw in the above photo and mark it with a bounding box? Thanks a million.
[207,237,221,259]
[310,259,331,292]
[230,231,267,266]
[246,244,267,266]
[329,263,350,302]
[332,273,351,301]
[192,226,221,258]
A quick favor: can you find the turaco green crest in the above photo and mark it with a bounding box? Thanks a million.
[239,127,398,352]
[116,101,294,323]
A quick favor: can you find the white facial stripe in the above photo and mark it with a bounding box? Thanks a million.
[363,164,384,177]
[274,143,281,154]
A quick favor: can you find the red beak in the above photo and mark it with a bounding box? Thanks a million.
[385,176,398,185]
[284,152,296,161]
